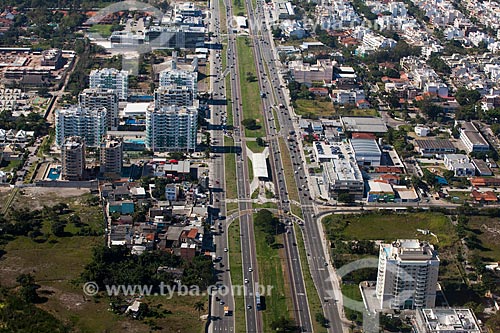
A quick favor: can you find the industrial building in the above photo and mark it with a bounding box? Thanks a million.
[61,136,86,181]
[414,308,482,333]
[341,116,388,133]
[350,138,382,166]
[376,239,440,310]
[55,106,107,147]
[89,68,129,101]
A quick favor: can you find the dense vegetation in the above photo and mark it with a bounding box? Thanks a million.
[81,245,216,291]
[0,286,68,333]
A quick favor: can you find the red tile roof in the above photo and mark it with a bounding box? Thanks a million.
[352,133,376,139]
[471,190,498,202]
[186,228,198,239]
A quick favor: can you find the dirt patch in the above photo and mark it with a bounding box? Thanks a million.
[12,187,90,210]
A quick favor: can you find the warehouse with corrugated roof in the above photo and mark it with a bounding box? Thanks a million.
[350,138,382,166]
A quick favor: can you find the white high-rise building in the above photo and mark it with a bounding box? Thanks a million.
[159,63,197,96]
[376,239,440,310]
[79,88,119,129]
[146,106,198,152]
[55,106,107,147]
[61,136,86,181]
[89,68,129,100]
[154,85,195,108]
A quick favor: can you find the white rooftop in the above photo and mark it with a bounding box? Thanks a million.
[252,153,268,179]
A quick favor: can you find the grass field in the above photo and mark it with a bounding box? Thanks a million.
[294,99,335,118]
[322,212,457,248]
[228,220,247,333]
[254,217,293,332]
[224,137,238,199]
[278,138,300,203]
[88,24,115,38]
[341,284,363,324]
[335,108,379,117]
[226,202,239,213]
[293,224,328,333]
[466,216,500,261]
[236,37,265,138]
[247,140,265,153]
[232,0,247,15]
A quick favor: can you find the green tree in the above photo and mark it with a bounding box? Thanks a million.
[315,312,329,327]
[455,88,481,106]
[337,193,354,203]
[193,301,205,319]
[16,274,39,304]
[270,316,300,332]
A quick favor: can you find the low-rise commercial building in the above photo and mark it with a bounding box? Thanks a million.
[322,142,364,199]
[457,122,489,153]
[444,154,476,177]
[289,59,334,85]
[414,308,482,333]
[414,139,456,156]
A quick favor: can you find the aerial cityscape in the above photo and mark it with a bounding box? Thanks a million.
[0,0,499,332]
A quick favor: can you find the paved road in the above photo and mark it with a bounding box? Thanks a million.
[255,7,347,333]
[243,0,314,331]
[208,0,235,331]
[221,0,263,331]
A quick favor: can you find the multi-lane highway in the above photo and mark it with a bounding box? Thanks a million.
[207,0,235,331]
[241,0,315,331]
[249,4,347,333]
[209,0,347,331]
[213,0,264,331]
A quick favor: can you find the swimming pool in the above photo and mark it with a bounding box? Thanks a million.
[47,167,61,180]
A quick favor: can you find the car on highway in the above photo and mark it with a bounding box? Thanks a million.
[224,247,228,252]
[248,267,253,272]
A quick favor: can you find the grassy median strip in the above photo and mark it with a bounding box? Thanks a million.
[294,224,328,333]
[246,140,265,153]
[254,212,293,331]
[232,0,247,15]
[218,0,227,35]
[290,203,303,220]
[236,36,265,138]
[225,137,237,199]
[228,219,247,333]
[278,137,300,203]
